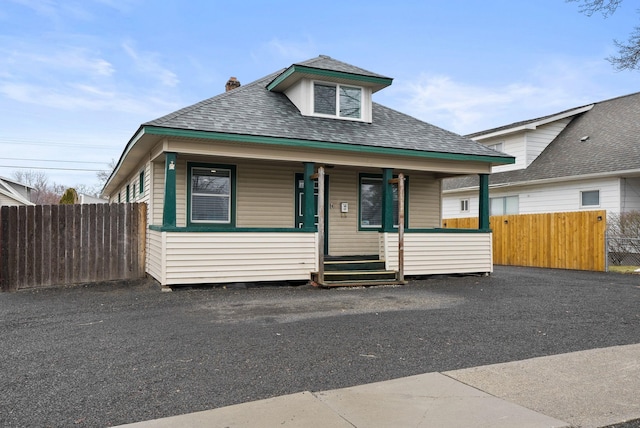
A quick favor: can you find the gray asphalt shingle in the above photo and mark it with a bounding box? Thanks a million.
[444,92,640,190]
[145,56,511,160]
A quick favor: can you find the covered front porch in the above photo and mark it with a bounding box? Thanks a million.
[147,150,492,287]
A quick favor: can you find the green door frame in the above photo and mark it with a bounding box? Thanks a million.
[295,173,329,255]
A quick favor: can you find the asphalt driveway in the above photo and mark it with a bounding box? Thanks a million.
[1,266,639,427]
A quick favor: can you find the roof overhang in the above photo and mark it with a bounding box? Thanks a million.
[267,64,393,93]
[103,125,514,197]
[470,105,594,141]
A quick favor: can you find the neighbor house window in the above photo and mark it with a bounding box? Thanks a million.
[314,83,362,119]
[460,199,469,213]
[581,190,600,207]
[189,164,235,224]
[490,196,518,215]
[359,174,408,229]
[126,184,130,202]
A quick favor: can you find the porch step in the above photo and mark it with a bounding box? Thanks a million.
[312,257,401,287]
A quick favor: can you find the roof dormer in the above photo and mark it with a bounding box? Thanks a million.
[267,55,392,123]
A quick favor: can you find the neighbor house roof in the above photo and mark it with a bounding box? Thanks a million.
[444,91,640,191]
[0,176,34,205]
[145,56,512,161]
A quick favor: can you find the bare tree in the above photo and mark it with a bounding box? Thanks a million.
[96,159,117,192]
[568,0,640,71]
[11,170,60,204]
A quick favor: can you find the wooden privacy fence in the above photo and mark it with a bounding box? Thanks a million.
[443,210,606,271]
[0,203,146,291]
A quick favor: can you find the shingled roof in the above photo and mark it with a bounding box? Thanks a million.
[144,56,511,161]
[444,91,640,191]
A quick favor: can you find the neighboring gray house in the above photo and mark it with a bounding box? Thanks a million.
[0,176,35,206]
[102,55,513,287]
[443,92,640,218]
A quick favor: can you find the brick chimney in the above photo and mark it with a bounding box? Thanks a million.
[225,77,241,92]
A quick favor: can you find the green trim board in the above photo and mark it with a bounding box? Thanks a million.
[266,65,393,92]
[186,161,237,228]
[143,126,515,165]
[149,225,315,233]
[147,225,489,234]
[162,152,177,227]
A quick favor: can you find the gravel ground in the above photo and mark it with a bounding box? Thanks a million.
[1,266,639,427]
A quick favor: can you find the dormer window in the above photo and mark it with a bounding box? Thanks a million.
[313,83,362,119]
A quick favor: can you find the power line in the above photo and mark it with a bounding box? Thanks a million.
[0,139,117,150]
[0,157,109,165]
[0,165,105,172]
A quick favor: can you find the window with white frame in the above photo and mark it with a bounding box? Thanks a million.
[490,195,518,215]
[190,165,234,224]
[581,190,600,207]
[314,83,362,119]
[460,199,469,212]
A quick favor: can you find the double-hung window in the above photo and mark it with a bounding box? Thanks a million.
[359,175,407,229]
[490,195,518,215]
[189,164,235,225]
[314,83,362,119]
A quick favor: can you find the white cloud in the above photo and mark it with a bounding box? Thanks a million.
[122,41,179,87]
[391,56,628,135]
[250,37,318,66]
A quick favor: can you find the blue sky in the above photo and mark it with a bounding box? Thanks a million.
[1,0,639,191]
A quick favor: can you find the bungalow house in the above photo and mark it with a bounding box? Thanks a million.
[442,92,640,218]
[0,176,35,206]
[102,56,513,287]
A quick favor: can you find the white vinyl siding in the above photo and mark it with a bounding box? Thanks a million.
[443,177,624,218]
[381,232,492,275]
[163,232,316,285]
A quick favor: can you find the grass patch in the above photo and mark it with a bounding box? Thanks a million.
[609,265,640,274]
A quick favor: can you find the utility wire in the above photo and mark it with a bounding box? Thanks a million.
[0,165,104,172]
[0,157,109,164]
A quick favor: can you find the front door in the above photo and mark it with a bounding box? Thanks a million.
[295,173,329,255]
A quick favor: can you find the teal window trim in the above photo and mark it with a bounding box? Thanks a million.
[187,162,237,228]
[139,170,145,196]
[358,173,409,232]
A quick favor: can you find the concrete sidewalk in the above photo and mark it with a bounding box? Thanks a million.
[119,344,640,428]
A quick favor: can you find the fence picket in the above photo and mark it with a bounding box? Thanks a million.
[0,203,146,291]
[444,210,607,271]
